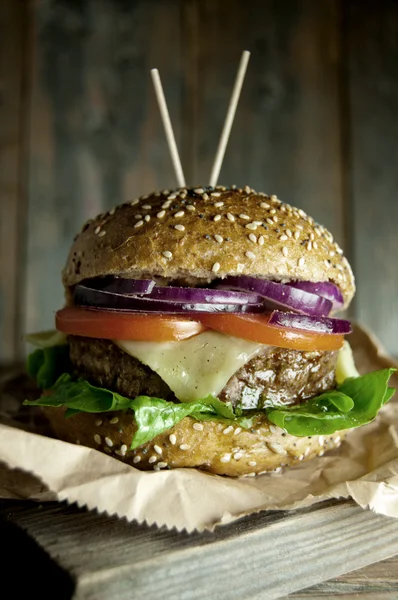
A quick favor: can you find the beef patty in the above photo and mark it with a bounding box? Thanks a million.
[68,335,337,410]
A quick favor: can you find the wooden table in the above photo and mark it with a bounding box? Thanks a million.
[1,497,397,599]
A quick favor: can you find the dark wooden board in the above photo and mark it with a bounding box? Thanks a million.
[1,499,398,599]
[345,0,398,353]
[182,0,344,243]
[0,0,28,362]
[25,0,184,335]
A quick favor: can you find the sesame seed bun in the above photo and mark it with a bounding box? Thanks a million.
[42,407,346,476]
[63,186,355,309]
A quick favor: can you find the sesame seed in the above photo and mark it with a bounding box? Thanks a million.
[260,202,270,209]
[148,455,157,464]
[234,452,244,460]
[211,192,221,197]
[298,209,306,218]
[134,214,142,219]
[142,204,151,210]
[157,462,168,469]
[268,442,287,455]
[134,220,144,228]
[193,422,204,431]
[324,259,330,268]
[248,461,257,467]
[174,211,184,218]
[169,434,177,445]
[330,250,335,257]
[282,246,289,257]
[130,199,139,206]
[162,250,172,259]
[335,435,341,445]
[105,437,113,448]
[286,229,292,238]
[144,215,150,222]
[239,214,250,220]
[298,454,305,461]
[279,234,288,241]
[226,213,235,222]
[271,194,278,201]
[186,204,195,212]
[179,444,189,450]
[298,257,305,267]
[318,450,325,457]
[194,188,204,194]
[162,189,170,195]
[245,251,255,259]
[248,233,257,244]
[246,222,257,231]
[294,231,300,240]
[157,210,166,218]
[237,263,244,272]
[154,445,163,455]
[318,436,325,446]
[174,224,185,231]
[273,216,278,222]
[214,201,224,208]
[244,185,252,194]
[310,232,315,241]
[121,444,127,453]
[258,235,265,246]
[234,427,242,436]
[162,200,172,209]
[94,434,101,445]
[94,226,101,235]
[109,207,116,215]
[307,241,312,251]
[141,194,148,199]
[313,241,318,249]
[203,193,209,200]
[220,453,231,463]
[212,262,221,273]
[213,214,222,222]
[269,208,276,215]
[110,417,119,425]
[214,234,223,243]
[253,221,263,226]
[95,419,102,427]
[133,455,141,463]
[167,193,177,200]
[266,218,274,225]
[223,426,234,435]
[114,449,124,457]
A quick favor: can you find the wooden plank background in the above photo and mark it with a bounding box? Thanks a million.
[1,0,398,361]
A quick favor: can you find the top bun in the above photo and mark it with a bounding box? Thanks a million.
[63,186,355,309]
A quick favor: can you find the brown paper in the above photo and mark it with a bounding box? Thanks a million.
[0,323,397,532]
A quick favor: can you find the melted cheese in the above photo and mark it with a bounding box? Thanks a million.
[116,331,263,402]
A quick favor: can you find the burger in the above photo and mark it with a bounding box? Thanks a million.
[25,186,395,476]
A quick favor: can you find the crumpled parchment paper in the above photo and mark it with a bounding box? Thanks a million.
[0,323,397,532]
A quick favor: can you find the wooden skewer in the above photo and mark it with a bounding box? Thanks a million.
[151,68,186,188]
[209,50,251,188]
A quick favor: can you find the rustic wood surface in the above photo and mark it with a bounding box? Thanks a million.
[0,0,28,361]
[1,498,398,599]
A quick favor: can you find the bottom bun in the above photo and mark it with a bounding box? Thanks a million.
[43,407,346,477]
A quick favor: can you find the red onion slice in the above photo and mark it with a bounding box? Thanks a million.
[287,281,344,310]
[86,277,156,295]
[74,284,265,314]
[268,310,351,335]
[218,276,333,317]
[147,286,263,305]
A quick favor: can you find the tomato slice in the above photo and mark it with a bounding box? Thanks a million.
[198,313,344,351]
[56,307,205,342]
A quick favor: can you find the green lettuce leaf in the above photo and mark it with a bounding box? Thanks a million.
[267,369,396,436]
[26,346,71,389]
[24,375,247,449]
